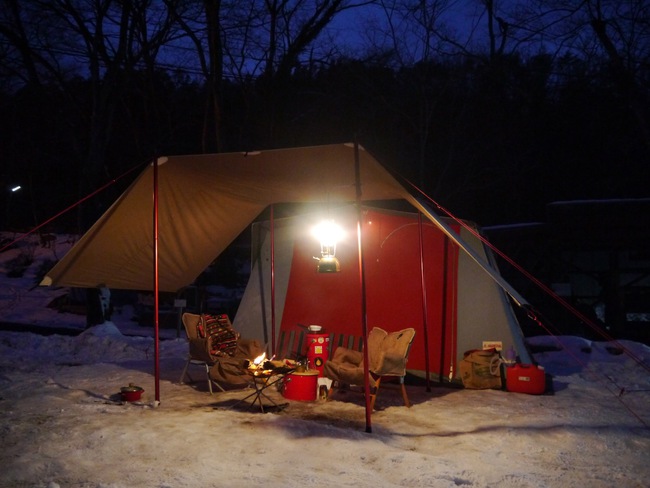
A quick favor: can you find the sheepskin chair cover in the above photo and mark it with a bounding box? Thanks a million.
[324,327,416,387]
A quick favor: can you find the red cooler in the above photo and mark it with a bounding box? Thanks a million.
[306,333,329,376]
[282,370,319,401]
[506,364,546,395]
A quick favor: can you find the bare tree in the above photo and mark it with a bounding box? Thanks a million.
[368,0,457,186]
[164,0,227,152]
[511,0,650,151]
[166,1,374,148]
[252,0,375,142]
[0,0,184,226]
[587,0,650,150]
[364,0,517,193]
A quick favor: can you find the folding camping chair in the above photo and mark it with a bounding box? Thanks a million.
[179,312,265,393]
[324,327,416,410]
[179,312,225,393]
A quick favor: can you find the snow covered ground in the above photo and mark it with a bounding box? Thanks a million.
[1,232,649,487]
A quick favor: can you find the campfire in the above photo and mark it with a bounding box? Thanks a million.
[247,352,274,376]
[246,353,296,376]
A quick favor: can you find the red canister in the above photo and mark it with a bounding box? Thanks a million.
[306,333,329,376]
[506,364,546,395]
[282,370,319,401]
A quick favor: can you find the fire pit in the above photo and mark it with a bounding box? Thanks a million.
[246,352,274,376]
[245,352,293,376]
[229,353,295,412]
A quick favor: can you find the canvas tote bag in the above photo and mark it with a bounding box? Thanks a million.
[459,348,503,389]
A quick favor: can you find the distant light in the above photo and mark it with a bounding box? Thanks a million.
[11,185,21,192]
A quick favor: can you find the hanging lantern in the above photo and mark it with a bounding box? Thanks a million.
[312,219,344,273]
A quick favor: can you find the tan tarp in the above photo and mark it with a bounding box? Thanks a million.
[41,143,412,292]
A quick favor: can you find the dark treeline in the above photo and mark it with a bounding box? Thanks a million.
[1,0,648,231]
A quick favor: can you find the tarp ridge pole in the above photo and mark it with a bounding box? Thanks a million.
[417,212,432,392]
[449,243,459,382]
[153,156,160,405]
[270,204,276,356]
[438,235,449,385]
[354,141,372,434]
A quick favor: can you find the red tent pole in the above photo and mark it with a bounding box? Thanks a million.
[153,157,160,404]
[354,142,372,433]
[438,237,450,383]
[270,204,276,355]
[418,213,431,392]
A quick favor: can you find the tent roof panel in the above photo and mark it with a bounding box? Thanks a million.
[42,143,411,292]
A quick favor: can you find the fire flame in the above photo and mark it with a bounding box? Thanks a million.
[252,352,266,367]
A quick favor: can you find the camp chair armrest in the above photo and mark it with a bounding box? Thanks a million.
[331,346,363,366]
